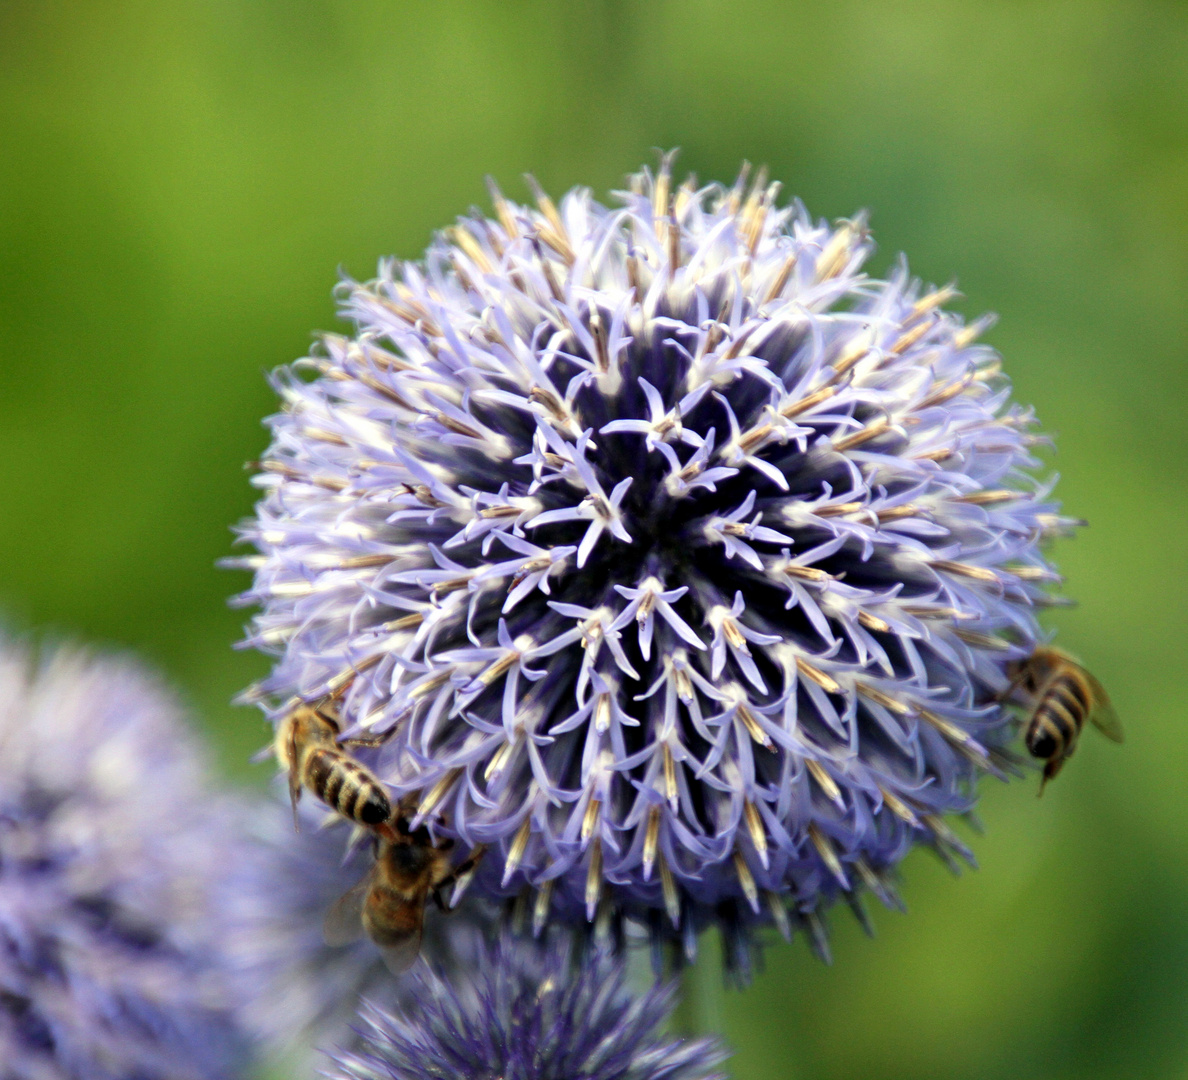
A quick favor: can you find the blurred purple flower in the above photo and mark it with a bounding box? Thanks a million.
[231,157,1077,964]
[0,642,257,1079]
[323,932,726,1080]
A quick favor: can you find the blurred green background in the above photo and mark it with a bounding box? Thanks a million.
[1,1,1185,1077]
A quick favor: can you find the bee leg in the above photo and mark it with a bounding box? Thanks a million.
[288,773,303,831]
[340,732,393,750]
[997,666,1034,706]
[451,843,487,879]
[283,722,303,831]
[440,844,488,908]
[424,845,488,912]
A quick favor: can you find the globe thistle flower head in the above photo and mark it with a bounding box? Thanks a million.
[0,643,255,1080]
[323,933,726,1080]
[233,157,1078,961]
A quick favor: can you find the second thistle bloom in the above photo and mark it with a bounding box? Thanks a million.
[323,933,725,1080]
[0,643,260,1079]
[234,160,1075,950]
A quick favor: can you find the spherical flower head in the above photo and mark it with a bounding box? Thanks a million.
[233,158,1077,959]
[323,932,726,1080]
[0,642,256,1080]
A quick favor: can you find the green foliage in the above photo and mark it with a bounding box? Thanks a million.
[2,2,1184,1077]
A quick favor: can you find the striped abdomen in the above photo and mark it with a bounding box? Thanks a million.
[302,747,391,826]
[1025,670,1092,762]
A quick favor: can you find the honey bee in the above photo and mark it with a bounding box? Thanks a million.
[322,820,484,973]
[274,700,392,829]
[1008,645,1123,792]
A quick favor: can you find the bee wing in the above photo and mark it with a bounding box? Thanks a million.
[371,876,430,974]
[378,929,424,975]
[1082,669,1123,743]
[322,872,371,947]
[1090,701,1124,743]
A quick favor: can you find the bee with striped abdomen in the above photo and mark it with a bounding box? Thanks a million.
[323,817,485,973]
[1008,645,1123,793]
[274,700,392,829]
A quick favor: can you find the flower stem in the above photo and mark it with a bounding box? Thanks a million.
[673,929,725,1038]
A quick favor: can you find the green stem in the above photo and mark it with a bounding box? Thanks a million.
[672,929,725,1038]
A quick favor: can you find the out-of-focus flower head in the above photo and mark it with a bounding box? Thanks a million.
[323,931,726,1080]
[231,156,1077,965]
[0,642,257,1080]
